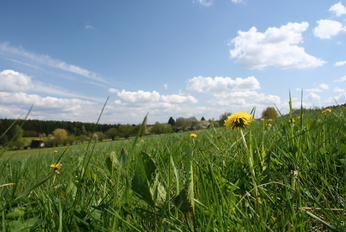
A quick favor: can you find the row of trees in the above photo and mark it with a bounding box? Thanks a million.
[0,107,281,149]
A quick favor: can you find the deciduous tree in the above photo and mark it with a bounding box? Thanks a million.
[261,107,278,119]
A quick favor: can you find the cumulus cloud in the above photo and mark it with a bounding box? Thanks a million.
[0,92,93,111]
[0,69,102,101]
[108,88,119,93]
[194,0,213,7]
[208,98,246,106]
[306,83,329,92]
[329,2,346,17]
[115,89,198,104]
[313,19,346,39]
[229,22,326,69]
[0,70,34,92]
[213,90,259,98]
[186,76,260,93]
[255,94,281,105]
[335,61,346,66]
[0,42,107,83]
[334,87,345,92]
[306,92,321,101]
[335,76,346,83]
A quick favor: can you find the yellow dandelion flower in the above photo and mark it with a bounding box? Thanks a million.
[50,163,62,170]
[190,133,197,138]
[260,118,265,121]
[266,124,272,127]
[54,150,58,153]
[269,119,273,121]
[141,140,144,143]
[289,118,295,123]
[322,109,331,113]
[298,116,301,119]
[224,112,254,130]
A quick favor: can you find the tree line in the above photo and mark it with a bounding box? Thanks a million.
[0,106,287,150]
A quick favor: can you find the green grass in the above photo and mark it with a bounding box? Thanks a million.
[1,105,346,231]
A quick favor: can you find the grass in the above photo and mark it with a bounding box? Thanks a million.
[1,104,346,231]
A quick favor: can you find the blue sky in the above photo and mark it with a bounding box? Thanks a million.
[1,0,346,124]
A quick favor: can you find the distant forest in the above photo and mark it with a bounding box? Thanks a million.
[0,118,116,137]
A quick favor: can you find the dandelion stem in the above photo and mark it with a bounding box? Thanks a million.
[240,129,258,198]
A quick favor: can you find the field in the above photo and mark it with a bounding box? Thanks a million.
[1,105,346,231]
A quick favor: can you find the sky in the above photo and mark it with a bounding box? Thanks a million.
[0,0,346,125]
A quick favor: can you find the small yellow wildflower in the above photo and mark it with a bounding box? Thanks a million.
[269,119,273,121]
[322,109,331,114]
[297,116,301,119]
[190,133,197,138]
[266,124,272,127]
[141,140,144,143]
[289,118,295,123]
[260,118,265,121]
[224,112,254,130]
[50,163,62,170]
[54,150,58,153]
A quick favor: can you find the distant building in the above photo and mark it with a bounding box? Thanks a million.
[31,140,45,148]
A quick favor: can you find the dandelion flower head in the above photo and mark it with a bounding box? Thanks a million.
[50,163,62,170]
[266,124,272,127]
[190,133,197,138]
[224,112,254,130]
[269,119,273,121]
[54,150,58,153]
[322,109,331,114]
[260,118,265,121]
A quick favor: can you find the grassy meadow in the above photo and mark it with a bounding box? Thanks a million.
[1,104,346,231]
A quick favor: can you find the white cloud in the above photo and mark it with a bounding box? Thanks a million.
[0,70,34,92]
[306,92,321,101]
[164,84,168,89]
[325,93,346,104]
[0,92,93,111]
[0,69,102,101]
[334,87,345,92]
[213,90,259,98]
[108,88,119,93]
[306,83,329,92]
[229,22,325,69]
[194,0,213,7]
[255,94,281,105]
[231,0,243,3]
[313,19,346,39]
[329,2,346,17]
[335,76,346,83]
[335,61,346,66]
[186,76,260,93]
[208,98,246,106]
[0,42,107,83]
[115,89,198,104]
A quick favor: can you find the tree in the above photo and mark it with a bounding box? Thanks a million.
[261,107,278,119]
[95,132,105,142]
[118,124,136,139]
[219,112,232,127]
[151,122,166,134]
[175,117,187,131]
[52,128,68,139]
[188,117,199,130]
[168,117,175,127]
[201,116,206,121]
[105,128,118,140]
